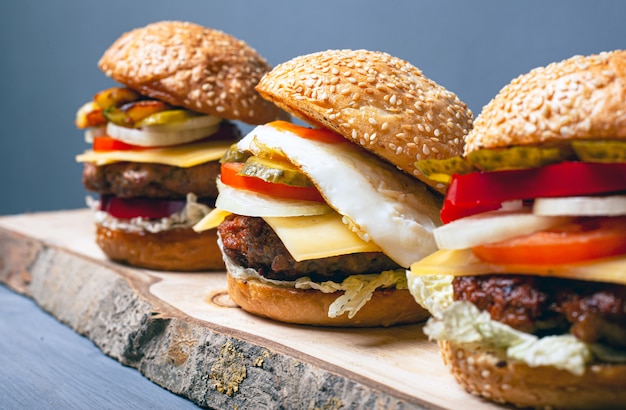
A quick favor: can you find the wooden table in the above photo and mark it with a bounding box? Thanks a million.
[0,209,499,409]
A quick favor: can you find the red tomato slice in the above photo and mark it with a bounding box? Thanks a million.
[100,196,187,219]
[472,216,626,265]
[220,162,325,203]
[93,136,149,152]
[268,120,347,144]
[441,162,626,223]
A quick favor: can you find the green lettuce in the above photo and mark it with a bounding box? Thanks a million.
[296,269,407,318]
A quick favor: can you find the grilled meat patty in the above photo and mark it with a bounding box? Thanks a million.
[453,275,626,349]
[218,214,401,282]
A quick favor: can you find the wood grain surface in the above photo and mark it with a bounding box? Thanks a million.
[0,209,500,409]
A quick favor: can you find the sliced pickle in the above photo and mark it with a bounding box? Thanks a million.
[102,106,129,126]
[220,144,252,163]
[466,145,573,171]
[135,109,199,127]
[572,140,626,163]
[250,136,290,163]
[415,156,475,183]
[239,156,312,187]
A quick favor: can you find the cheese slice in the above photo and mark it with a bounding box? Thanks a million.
[410,248,626,285]
[193,209,381,262]
[75,139,232,168]
[263,212,382,262]
[193,208,231,232]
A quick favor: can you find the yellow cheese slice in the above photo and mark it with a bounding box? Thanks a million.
[75,139,232,168]
[263,212,382,262]
[193,208,231,232]
[410,248,626,285]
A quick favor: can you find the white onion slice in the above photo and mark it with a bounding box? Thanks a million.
[534,196,626,216]
[106,115,222,147]
[434,209,572,250]
[215,180,332,217]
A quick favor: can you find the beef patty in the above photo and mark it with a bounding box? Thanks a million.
[218,214,401,282]
[453,275,626,349]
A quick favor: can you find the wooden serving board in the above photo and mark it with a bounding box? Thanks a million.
[0,209,499,409]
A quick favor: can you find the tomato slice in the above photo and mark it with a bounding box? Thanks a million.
[220,162,325,203]
[441,162,626,223]
[472,216,626,265]
[93,136,149,152]
[100,196,187,219]
[268,120,347,144]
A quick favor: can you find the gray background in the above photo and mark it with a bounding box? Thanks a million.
[2,0,625,216]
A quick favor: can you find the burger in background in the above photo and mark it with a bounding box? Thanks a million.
[409,50,626,408]
[75,21,286,271]
[195,49,474,326]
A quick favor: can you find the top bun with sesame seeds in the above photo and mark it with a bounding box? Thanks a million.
[99,20,286,125]
[464,49,626,154]
[255,49,474,193]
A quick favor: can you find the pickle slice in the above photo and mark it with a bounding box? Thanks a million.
[220,144,252,163]
[135,109,199,127]
[467,145,573,171]
[102,106,129,126]
[415,156,475,184]
[572,140,626,163]
[239,156,312,187]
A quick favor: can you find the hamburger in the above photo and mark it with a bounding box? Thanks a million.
[409,50,626,408]
[74,21,286,271]
[194,49,474,326]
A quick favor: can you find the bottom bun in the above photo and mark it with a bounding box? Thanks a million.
[439,340,626,409]
[96,224,223,271]
[227,273,429,327]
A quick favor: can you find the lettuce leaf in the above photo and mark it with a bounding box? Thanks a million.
[296,269,407,319]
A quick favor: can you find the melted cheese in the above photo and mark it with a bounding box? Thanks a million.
[193,208,231,232]
[193,209,381,262]
[410,248,626,285]
[75,139,232,168]
[263,212,382,262]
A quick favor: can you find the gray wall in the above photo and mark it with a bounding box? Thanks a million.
[2,0,625,215]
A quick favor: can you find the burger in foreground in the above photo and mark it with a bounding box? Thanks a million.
[194,49,473,326]
[409,50,626,408]
[75,21,285,271]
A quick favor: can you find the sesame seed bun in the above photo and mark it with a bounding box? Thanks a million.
[439,341,626,409]
[98,21,286,124]
[96,225,223,271]
[465,49,626,155]
[226,273,429,327]
[255,49,474,193]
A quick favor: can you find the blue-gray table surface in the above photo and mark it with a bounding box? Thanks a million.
[0,284,199,409]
